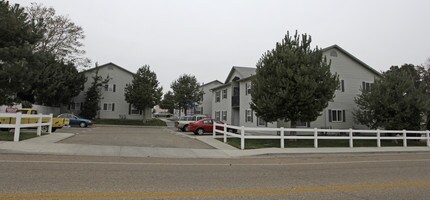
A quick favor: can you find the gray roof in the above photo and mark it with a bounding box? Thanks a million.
[224,66,256,84]
[81,62,134,75]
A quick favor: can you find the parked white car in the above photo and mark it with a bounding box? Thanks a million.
[175,115,207,131]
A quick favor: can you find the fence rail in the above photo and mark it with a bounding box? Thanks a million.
[213,122,430,150]
[0,112,53,142]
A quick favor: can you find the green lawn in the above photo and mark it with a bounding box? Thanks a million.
[94,118,166,126]
[0,130,46,141]
[218,138,427,149]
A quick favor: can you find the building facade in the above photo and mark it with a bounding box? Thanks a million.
[61,63,152,120]
[211,45,381,129]
[196,80,222,116]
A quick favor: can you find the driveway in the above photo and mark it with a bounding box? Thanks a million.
[58,125,214,149]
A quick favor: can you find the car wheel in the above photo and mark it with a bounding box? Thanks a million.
[196,128,204,135]
[41,126,48,132]
[183,125,188,132]
[79,122,87,128]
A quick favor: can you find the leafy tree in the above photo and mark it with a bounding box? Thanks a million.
[171,74,203,116]
[159,91,175,114]
[28,52,86,106]
[125,65,163,119]
[250,31,339,128]
[26,3,90,67]
[354,64,429,130]
[80,65,109,119]
[0,1,42,105]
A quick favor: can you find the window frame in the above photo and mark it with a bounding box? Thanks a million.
[222,110,227,121]
[215,91,221,102]
[222,89,227,99]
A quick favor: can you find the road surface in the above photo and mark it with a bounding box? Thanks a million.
[1,153,430,199]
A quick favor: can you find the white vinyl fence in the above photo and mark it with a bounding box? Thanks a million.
[0,112,53,142]
[213,123,430,150]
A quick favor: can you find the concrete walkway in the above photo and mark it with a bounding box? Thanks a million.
[1,132,430,158]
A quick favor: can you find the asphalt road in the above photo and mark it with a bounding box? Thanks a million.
[1,153,430,199]
[58,125,213,149]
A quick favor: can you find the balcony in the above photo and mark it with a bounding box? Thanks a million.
[232,96,240,107]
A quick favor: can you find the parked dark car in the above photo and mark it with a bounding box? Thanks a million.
[57,113,93,128]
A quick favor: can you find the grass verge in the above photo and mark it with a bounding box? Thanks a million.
[94,118,166,126]
[217,138,427,149]
[0,130,46,141]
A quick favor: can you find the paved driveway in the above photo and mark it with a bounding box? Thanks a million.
[58,125,214,149]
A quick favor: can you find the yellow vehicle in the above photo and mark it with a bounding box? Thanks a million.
[0,109,69,132]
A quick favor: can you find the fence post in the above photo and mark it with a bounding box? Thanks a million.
[13,112,22,142]
[37,114,42,136]
[280,127,285,148]
[377,129,381,148]
[314,128,318,148]
[349,128,353,148]
[48,113,53,134]
[426,130,430,147]
[240,126,245,150]
[223,123,227,143]
[403,129,407,147]
[213,122,216,138]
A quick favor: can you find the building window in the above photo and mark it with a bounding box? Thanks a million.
[245,83,252,95]
[215,111,220,120]
[362,82,372,92]
[104,84,116,92]
[329,109,345,123]
[131,106,139,114]
[215,91,220,102]
[222,89,227,99]
[74,103,80,110]
[195,106,203,114]
[222,111,227,121]
[257,117,266,126]
[337,80,345,92]
[330,50,338,57]
[103,103,115,111]
[245,109,253,123]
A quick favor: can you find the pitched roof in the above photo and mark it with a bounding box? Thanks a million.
[224,66,256,84]
[81,62,134,75]
[323,44,381,76]
[200,80,222,88]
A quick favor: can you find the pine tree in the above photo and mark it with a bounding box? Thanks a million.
[354,64,429,130]
[250,31,339,128]
[171,74,203,116]
[80,66,109,119]
[124,65,163,119]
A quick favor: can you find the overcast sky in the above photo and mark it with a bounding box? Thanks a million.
[11,0,430,92]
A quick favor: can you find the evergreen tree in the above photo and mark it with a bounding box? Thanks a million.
[124,65,163,119]
[159,91,176,114]
[171,74,203,116]
[80,65,109,119]
[354,64,429,130]
[250,31,339,128]
[0,1,42,105]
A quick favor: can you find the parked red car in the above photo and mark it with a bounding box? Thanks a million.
[188,118,224,135]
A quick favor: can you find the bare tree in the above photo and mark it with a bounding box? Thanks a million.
[27,3,90,68]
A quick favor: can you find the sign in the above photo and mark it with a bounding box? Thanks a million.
[5,108,18,113]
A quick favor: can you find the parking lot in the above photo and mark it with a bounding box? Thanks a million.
[58,125,214,149]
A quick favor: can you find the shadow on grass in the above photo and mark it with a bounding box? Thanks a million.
[217,138,427,149]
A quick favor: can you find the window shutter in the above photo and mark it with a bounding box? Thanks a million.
[343,110,346,122]
[140,109,142,115]
[245,83,248,95]
[245,110,247,122]
[68,104,70,110]
[362,82,365,91]
[113,84,116,92]
[341,80,344,92]
[251,110,254,123]
[103,104,107,110]
[80,102,83,110]
[328,109,332,122]
[112,103,115,111]
[129,104,131,114]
